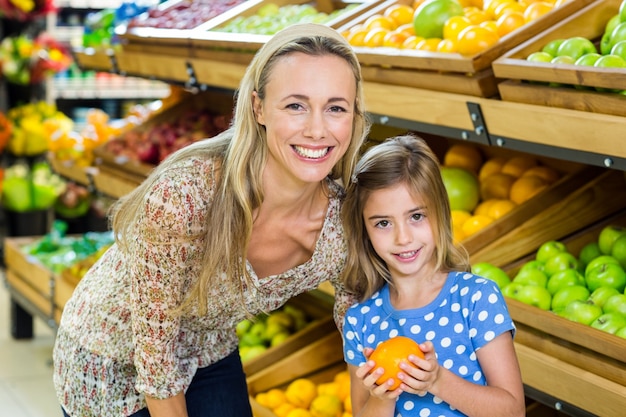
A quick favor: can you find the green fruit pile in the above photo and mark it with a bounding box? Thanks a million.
[525,0,626,93]
[472,224,626,339]
[236,304,312,362]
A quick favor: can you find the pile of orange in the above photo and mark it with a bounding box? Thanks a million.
[343,0,564,55]
[255,370,352,417]
[444,143,562,243]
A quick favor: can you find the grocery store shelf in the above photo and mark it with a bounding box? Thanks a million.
[49,77,171,100]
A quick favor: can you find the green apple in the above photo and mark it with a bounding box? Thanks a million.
[610,234,626,268]
[544,252,579,277]
[598,225,626,254]
[555,36,597,60]
[551,55,576,65]
[588,286,621,309]
[514,268,549,287]
[551,285,590,312]
[440,166,480,212]
[578,241,602,269]
[527,51,554,63]
[616,326,626,339]
[239,332,265,347]
[574,53,602,66]
[611,40,626,61]
[536,240,567,263]
[607,22,626,54]
[236,319,253,338]
[621,0,626,22]
[266,311,295,330]
[472,262,511,289]
[546,269,585,295]
[241,345,268,361]
[502,282,525,299]
[541,39,564,56]
[590,312,626,334]
[514,285,552,310]
[585,263,626,292]
[519,259,546,274]
[594,54,626,69]
[585,255,621,276]
[603,294,626,316]
[560,300,603,325]
[270,331,291,347]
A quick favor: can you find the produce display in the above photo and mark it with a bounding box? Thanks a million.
[440,143,563,242]
[82,2,155,48]
[212,2,360,34]
[102,106,232,165]
[523,0,626,92]
[254,368,352,417]
[472,223,626,338]
[20,220,115,275]
[236,304,316,362]
[2,160,66,213]
[342,0,569,55]
[126,0,248,30]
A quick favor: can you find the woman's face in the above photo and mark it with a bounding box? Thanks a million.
[253,52,356,187]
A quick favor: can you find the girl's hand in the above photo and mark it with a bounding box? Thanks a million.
[356,347,403,400]
[396,341,441,395]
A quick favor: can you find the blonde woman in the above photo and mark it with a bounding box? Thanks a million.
[53,23,370,417]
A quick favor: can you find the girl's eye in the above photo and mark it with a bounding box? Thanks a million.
[375,220,390,228]
[411,213,424,222]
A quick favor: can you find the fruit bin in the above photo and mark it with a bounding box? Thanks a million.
[492,0,626,116]
[334,0,595,97]
[91,89,234,187]
[186,0,383,55]
[242,290,338,377]
[500,209,626,416]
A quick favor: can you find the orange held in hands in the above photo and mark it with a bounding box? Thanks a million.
[369,336,425,390]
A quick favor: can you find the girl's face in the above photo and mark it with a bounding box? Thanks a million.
[253,52,356,186]
[363,182,437,281]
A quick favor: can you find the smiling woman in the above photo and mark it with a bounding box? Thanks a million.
[53,23,371,417]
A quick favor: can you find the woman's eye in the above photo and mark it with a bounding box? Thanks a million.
[286,103,304,110]
[329,105,347,113]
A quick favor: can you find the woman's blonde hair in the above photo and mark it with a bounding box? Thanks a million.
[341,135,470,301]
[110,23,370,315]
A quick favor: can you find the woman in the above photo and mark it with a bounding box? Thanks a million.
[53,23,370,417]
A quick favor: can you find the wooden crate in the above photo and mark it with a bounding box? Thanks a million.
[500,209,626,416]
[243,290,337,376]
[333,0,593,96]
[492,0,626,114]
[91,89,234,183]
[73,47,116,72]
[247,330,346,417]
[187,0,382,52]
[48,155,92,186]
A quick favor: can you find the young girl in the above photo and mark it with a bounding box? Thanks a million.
[341,135,525,417]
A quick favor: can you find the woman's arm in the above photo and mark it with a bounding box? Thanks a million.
[401,334,526,417]
[146,392,188,417]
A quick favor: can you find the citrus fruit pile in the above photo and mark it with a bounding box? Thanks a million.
[343,0,568,55]
[255,369,352,417]
[441,143,562,242]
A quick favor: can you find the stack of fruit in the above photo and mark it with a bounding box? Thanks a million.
[440,143,561,242]
[525,0,626,92]
[254,369,352,417]
[342,0,569,55]
[472,224,626,338]
[236,304,314,362]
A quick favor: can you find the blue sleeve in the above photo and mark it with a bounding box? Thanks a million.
[470,278,516,351]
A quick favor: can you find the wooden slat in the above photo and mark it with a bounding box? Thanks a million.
[6,270,51,317]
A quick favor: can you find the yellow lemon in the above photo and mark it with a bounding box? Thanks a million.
[310,394,344,417]
[285,378,317,409]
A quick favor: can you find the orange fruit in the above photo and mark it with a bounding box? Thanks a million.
[523,1,554,22]
[402,35,425,49]
[437,38,458,52]
[369,336,424,390]
[363,28,390,47]
[464,8,491,24]
[484,0,515,18]
[345,27,369,46]
[363,14,396,31]
[478,156,507,181]
[443,15,472,40]
[451,209,472,242]
[456,25,500,55]
[480,172,517,200]
[310,394,343,417]
[496,11,526,37]
[265,388,289,409]
[474,199,498,217]
[274,403,297,417]
[479,20,498,33]
[521,165,560,183]
[501,155,538,177]
[383,30,411,48]
[509,175,549,204]
[384,4,416,26]
[486,199,517,219]
[462,214,494,237]
[443,143,484,173]
[416,37,443,51]
[285,378,317,409]
[397,23,416,36]
[493,1,525,19]
[285,409,313,417]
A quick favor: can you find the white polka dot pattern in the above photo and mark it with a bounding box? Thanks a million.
[342,271,515,416]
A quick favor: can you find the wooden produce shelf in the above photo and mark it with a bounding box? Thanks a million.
[73,47,116,72]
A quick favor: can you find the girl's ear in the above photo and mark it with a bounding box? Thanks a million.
[252,91,264,125]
